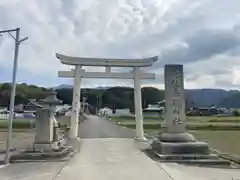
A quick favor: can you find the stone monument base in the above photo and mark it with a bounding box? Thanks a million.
[145,132,231,166]
[9,138,80,163]
[9,147,73,163]
[34,143,53,151]
[134,136,148,142]
[158,132,196,142]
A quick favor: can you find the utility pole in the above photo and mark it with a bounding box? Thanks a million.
[96,94,102,115]
[0,28,28,165]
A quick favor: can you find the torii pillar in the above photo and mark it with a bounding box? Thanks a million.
[133,67,145,140]
[70,65,82,139]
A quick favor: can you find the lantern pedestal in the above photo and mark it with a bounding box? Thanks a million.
[9,91,80,163]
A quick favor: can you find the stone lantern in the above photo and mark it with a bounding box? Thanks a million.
[39,90,62,115]
[34,90,62,151]
[9,91,76,162]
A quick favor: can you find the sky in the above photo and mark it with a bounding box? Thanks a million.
[0,0,240,90]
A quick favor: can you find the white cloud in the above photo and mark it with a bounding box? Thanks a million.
[0,0,239,89]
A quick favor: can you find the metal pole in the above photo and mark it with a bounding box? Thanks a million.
[96,95,99,114]
[4,28,20,165]
[0,29,17,34]
[99,95,102,109]
[82,97,85,113]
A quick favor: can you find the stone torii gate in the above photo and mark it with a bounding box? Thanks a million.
[56,53,158,140]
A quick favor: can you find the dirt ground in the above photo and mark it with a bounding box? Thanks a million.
[0,130,35,152]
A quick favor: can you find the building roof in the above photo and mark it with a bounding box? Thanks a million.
[25,101,43,107]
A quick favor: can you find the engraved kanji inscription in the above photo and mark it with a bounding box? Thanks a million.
[171,69,181,79]
[173,86,181,95]
[173,116,182,125]
[171,79,180,85]
[172,107,180,114]
[171,68,182,96]
[171,98,182,108]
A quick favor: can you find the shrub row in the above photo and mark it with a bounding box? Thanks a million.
[0,120,35,129]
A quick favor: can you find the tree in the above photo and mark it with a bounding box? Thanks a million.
[232,109,240,116]
[56,88,73,104]
[0,83,11,106]
[0,83,49,107]
[141,87,164,109]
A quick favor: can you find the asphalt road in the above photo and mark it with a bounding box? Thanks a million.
[79,115,135,138]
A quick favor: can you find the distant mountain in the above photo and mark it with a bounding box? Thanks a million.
[94,86,113,90]
[217,90,240,108]
[186,89,240,107]
[94,86,132,90]
[185,89,228,107]
[53,84,73,89]
[53,85,130,90]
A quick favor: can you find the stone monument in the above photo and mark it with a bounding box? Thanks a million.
[147,64,230,166]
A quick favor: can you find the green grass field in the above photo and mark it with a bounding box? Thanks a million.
[110,116,240,126]
[111,115,240,122]
[112,115,240,159]
[186,116,240,123]
[111,116,240,130]
[144,129,240,158]
[0,119,35,129]
[191,130,240,157]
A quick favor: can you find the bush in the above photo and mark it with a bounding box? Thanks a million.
[232,110,240,116]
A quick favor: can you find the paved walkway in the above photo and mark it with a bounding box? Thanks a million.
[55,138,172,180]
[0,115,240,180]
[79,115,135,138]
[0,161,67,180]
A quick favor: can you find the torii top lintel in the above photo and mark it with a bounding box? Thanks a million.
[56,53,158,67]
